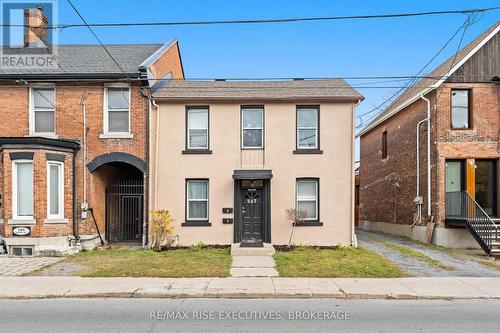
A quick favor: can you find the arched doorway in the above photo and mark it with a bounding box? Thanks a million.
[87,153,145,243]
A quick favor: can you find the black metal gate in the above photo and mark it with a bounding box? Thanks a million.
[105,179,144,242]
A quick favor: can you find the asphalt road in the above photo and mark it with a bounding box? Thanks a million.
[0,298,499,332]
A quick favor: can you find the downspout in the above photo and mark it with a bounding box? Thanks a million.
[351,99,362,247]
[413,95,432,227]
[81,95,87,205]
[414,118,427,226]
[153,98,160,211]
[421,95,432,217]
[72,147,79,242]
[141,88,151,248]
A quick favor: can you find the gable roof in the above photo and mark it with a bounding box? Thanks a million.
[358,21,500,136]
[152,79,364,102]
[0,43,170,79]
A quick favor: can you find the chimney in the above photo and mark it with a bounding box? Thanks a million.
[24,6,48,48]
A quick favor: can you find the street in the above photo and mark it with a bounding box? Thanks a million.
[0,298,499,332]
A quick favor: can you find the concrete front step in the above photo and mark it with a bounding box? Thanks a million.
[231,243,275,256]
[230,267,279,277]
[232,256,276,268]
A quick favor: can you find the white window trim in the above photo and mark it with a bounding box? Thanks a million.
[46,161,64,220]
[187,108,209,150]
[29,84,57,137]
[296,180,319,221]
[103,83,131,136]
[297,108,318,149]
[12,160,34,220]
[187,180,209,221]
[241,107,264,149]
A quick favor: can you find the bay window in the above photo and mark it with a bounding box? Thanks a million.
[12,161,34,219]
[47,161,64,220]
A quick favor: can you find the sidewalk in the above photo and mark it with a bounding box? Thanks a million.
[1,276,500,299]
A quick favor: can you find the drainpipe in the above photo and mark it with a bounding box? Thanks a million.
[413,95,432,226]
[72,147,79,241]
[141,88,151,248]
[153,98,161,211]
[81,95,87,206]
[421,95,432,217]
[414,118,427,226]
[351,99,362,247]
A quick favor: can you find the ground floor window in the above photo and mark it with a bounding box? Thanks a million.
[12,160,34,219]
[47,161,64,219]
[186,179,209,222]
[296,178,319,222]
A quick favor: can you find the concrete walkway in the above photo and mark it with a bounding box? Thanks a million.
[357,230,500,277]
[230,243,278,277]
[1,276,500,299]
[0,256,61,276]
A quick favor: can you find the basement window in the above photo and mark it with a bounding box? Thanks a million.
[11,246,33,256]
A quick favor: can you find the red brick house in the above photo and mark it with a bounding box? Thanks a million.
[0,7,184,255]
[359,22,500,254]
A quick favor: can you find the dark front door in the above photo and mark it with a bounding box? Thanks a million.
[241,188,264,246]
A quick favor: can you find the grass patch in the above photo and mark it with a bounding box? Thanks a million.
[379,241,454,271]
[274,246,404,278]
[32,247,232,278]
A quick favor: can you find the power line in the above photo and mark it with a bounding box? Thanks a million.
[2,6,499,29]
[355,14,476,129]
[66,0,126,74]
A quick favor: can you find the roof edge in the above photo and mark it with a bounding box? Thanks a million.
[139,39,178,69]
[358,23,500,137]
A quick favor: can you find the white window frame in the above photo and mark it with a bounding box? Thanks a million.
[103,83,131,136]
[46,161,64,220]
[187,107,209,150]
[241,107,264,149]
[12,160,34,220]
[186,180,209,221]
[29,85,56,136]
[296,179,319,221]
[297,107,319,150]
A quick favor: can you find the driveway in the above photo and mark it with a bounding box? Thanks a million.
[0,256,61,276]
[357,229,500,277]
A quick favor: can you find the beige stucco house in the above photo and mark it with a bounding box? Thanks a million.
[150,79,363,247]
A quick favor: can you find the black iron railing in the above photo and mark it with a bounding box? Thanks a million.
[446,191,498,255]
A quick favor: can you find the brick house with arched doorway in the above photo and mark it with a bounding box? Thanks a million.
[0,7,184,255]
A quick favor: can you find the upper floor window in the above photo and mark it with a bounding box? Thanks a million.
[297,106,319,150]
[451,89,470,129]
[382,131,388,159]
[242,107,263,148]
[105,86,130,134]
[186,107,209,150]
[12,160,34,220]
[31,87,55,135]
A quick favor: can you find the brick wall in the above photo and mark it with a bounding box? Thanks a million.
[360,82,500,227]
[0,82,148,238]
[360,90,438,226]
